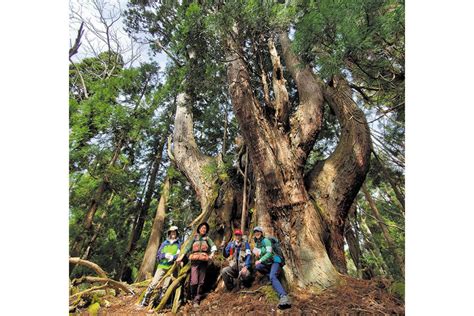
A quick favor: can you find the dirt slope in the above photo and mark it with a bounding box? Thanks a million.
[74,276,404,315]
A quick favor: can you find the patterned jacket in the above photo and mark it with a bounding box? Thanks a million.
[183,234,217,256]
[223,240,251,269]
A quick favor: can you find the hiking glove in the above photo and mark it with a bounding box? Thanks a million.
[252,248,261,257]
[165,253,174,261]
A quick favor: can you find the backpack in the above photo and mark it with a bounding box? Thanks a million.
[267,236,285,266]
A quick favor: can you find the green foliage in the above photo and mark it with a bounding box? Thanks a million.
[293,0,404,80]
[355,179,405,279]
[202,159,232,183]
[389,280,405,300]
[87,302,100,315]
[260,285,279,303]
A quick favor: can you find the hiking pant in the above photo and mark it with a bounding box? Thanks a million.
[221,265,251,290]
[190,261,208,302]
[142,267,172,306]
[255,262,287,297]
[148,267,172,290]
[149,268,171,289]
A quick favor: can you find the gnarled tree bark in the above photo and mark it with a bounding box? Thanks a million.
[305,76,372,274]
[225,25,340,290]
[172,92,216,213]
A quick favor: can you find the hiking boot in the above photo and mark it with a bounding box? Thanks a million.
[278,295,291,309]
[140,290,152,307]
[192,292,201,308]
[157,288,165,302]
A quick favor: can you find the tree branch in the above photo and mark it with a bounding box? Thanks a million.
[72,276,134,294]
[305,76,371,264]
[279,31,324,167]
[69,22,85,58]
[69,257,107,278]
[154,39,183,67]
[268,37,290,125]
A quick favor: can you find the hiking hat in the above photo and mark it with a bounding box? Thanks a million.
[197,222,210,233]
[234,229,243,236]
[253,226,264,233]
[168,225,179,236]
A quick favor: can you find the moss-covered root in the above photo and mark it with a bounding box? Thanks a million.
[154,263,191,311]
[260,285,280,304]
[136,264,178,305]
[172,285,182,313]
[240,285,279,303]
[87,302,100,316]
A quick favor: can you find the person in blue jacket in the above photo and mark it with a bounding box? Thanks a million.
[140,226,181,307]
[221,229,252,291]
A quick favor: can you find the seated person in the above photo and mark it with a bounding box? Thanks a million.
[252,226,291,309]
[221,229,252,291]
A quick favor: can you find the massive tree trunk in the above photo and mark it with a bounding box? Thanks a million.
[222,23,372,289]
[225,26,341,290]
[172,92,216,214]
[240,148,249,234]
[305,76,372,274]
[171,88,241,249]
[136,176,170,282]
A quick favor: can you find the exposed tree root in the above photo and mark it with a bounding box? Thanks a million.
[69,257,107,277]
[171,285,182,313]
[136,262,179,305]
[153,263,191,311]
[131,277,153,288]
[72,276,134,295]
[70,284,109,300]
[69,258,134,313]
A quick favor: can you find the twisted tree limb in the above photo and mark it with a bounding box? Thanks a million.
[279,31,325,167]
[69,284,109,300]
[69,22,84,58]
[268,37,290,125]
[305,75,372,273]
[72,276,134,295]
[69,257,107,278]
[154,263,191,311]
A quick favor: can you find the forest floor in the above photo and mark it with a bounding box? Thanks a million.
[73,275,404,315]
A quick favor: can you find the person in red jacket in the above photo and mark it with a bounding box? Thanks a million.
[221,229,252,291]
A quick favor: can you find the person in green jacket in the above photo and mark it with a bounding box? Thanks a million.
[252,226,291,309]
[140,226,181,307]
[177,222,217,307]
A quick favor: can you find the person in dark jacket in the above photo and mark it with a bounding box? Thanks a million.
[140,226,181,307]
[177,222,216,307]
[221,229,252,291]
